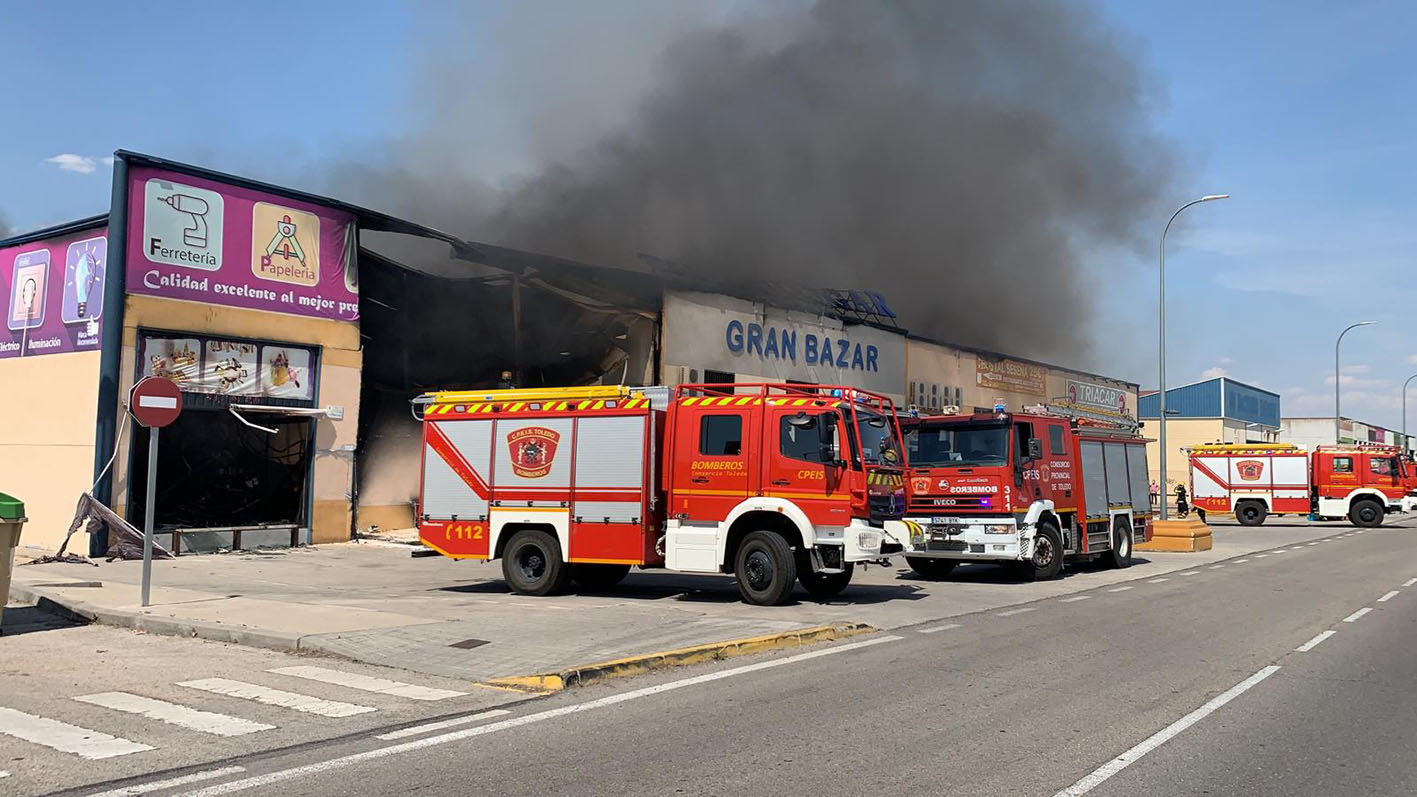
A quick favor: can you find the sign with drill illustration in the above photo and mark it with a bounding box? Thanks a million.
[127,166,358,321]
[0,225,107,359]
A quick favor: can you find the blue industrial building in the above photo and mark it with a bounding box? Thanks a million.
[1139,376,1281,429]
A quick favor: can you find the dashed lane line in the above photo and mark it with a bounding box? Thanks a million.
[1255,554,1269,558]
[87,767,247,797]
[1148,578,1169,584]
[177,679,376,718]
[1209,565,1225,570]
[374,709,511,741]
[75,693,274,737]
[0,706,153,759]
[1060,596,1091,603]
[918,623,962,634]
[268,667,466,701]
[1179,571,1200,576]
[1107,586,1134,593]
[1404,578,1417,588]
[1054,665,1281,796]
[180,635,903,796]
[1295,630,1337,652]
[1378,590,1400,603]
[1343,608,1372,623]
[997,607,1037,617]
[1234,559,1250,563]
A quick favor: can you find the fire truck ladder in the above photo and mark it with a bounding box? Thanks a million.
[1022,402,1141,433]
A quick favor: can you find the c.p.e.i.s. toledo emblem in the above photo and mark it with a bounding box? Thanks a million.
[507,426,561,478]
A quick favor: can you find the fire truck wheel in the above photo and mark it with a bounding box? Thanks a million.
[502,530,573,596]
[1236,501,1268,527]
[905,556,957,579]
[571,563,632,591]
[1105,519,1132,569]
[734,531,798,606]
[799,563,854,600]
[1349,499,1384,528]
[1018,523,1063,581]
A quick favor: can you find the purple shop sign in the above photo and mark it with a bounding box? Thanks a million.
[126,166,359,322]
[0,227,107,359]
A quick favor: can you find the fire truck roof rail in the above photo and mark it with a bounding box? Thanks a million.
[1315,444,1402,453]
[416,385,651,405]
[1021,402,1140,432]
[677,382,897,411]
[1189,443,1303,453]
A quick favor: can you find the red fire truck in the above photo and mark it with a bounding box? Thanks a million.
[415,383,906,605]
[884,403,1153,581]
[1188,443,1408,527]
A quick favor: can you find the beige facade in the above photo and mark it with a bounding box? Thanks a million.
[0,351,102,551]
[904,337,1138,419]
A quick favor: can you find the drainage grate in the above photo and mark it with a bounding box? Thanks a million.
[448,638,490,650]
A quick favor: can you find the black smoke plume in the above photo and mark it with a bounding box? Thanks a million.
[353,0,1174,364]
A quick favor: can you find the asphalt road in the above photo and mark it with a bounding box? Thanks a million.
[6,519,1415,796]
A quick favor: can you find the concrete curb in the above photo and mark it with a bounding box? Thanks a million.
[7,582,305,653]
[480,622,878,694]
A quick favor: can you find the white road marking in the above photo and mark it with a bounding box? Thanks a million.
[181,635,903,796]
[1053,665,1281,797]
[1307,542,1320,546]
[374,710,511,741]
[918,623,961,634]
[1295,630,1336,652]
[1234,559,1250,564]
[1403,578,1417,588]
[1343,608,1372,623]
[1179,571,1200,576]
[1255,554,1269,558]
[1209,565,1225,570]
[1289,547,1305,551]
[0,771,8,779]
[1107,586,1133,593]
[87,767,246,796]
[1356,530,1366,534]
[997,607,1037,617]
[0,706,153,759]
[1271,550,1286,555]
[1378,590,1400,603]
[268,667,466,701]
[1148,578,1169,584]
[1059,596,1090,603]
[75,693,273,737]
[177,679,376,718]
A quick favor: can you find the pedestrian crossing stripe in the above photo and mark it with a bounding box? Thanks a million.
[177,678,377,718]
[267,666,466,701]
[0,706,152,759]
[75,692,274,737]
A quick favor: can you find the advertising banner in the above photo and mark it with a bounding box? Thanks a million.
[1065,379,1128,413]
[141,332,317,402]
[975,356,1046,396]
[0,226,108,360]
[126,166,359,322]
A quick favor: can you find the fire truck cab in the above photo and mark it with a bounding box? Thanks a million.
[415,383,906,605]
[884,403,1153,581]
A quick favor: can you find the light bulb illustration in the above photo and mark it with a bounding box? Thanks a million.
[158,193,210,247]
[20,278,37,320]
[74,251,96,317]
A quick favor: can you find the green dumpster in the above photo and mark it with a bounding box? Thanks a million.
[0,493,25,631]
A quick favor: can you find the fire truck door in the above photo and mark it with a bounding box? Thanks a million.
[671,404,755,522]
[765,407,850,526]
[1041,421,1077,512]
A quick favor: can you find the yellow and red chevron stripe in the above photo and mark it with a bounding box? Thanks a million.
[426,396,654,416]
[679,396,764,406]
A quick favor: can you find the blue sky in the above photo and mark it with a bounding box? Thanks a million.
[3,1,1414,430]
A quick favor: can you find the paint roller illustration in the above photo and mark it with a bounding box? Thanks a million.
[157,193,211,248]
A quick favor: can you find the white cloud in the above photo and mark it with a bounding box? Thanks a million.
[1408,354,1417,366]
[1201,366,1230,380]
[1217,357,1233,365]
[43,153,110,175]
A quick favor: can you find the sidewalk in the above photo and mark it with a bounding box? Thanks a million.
[8,519,1373,686]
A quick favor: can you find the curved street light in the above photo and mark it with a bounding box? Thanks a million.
[1334,321,1376,443]
[1403,373,1417,448]
[1158,194,1229,520]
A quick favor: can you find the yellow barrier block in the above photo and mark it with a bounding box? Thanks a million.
[1137,517,1212,553]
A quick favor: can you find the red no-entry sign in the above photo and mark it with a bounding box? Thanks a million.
[130,376,183,428]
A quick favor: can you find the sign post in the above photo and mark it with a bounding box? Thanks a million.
[129,376,183,607]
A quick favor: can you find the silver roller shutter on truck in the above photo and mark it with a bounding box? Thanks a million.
[422,419,492,521]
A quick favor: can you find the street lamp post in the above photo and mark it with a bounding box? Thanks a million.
[1333,321,1376,443]
[1402,373,1417,447]
[1158,194,1229,520]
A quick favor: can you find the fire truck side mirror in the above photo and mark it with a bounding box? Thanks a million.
[1027,438,1043,460]
[818,413,841,466]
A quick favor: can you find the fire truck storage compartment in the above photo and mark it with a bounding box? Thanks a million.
[1079,438,1148,519]
[420,409,654,564]
[128,409,313,553]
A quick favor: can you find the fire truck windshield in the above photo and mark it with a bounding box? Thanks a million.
[906,422,1008,467]
[854,409,900,466]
